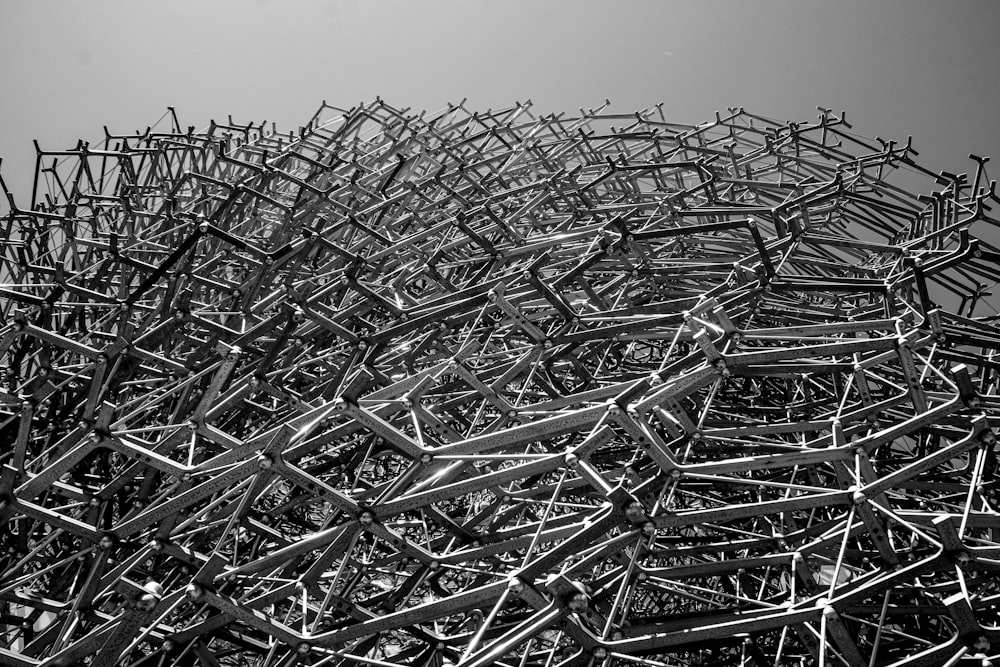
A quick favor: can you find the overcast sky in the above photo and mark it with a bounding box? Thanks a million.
[2,0,999,207]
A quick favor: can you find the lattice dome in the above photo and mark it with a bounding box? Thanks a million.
[2,101,1000,666]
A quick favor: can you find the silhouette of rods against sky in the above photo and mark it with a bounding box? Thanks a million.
[1,0,1000,207]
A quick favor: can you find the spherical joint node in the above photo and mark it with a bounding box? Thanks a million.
[135,580,164,611]
[567,590,590,613]
[257,453,274,470]
[624,500,647,525]
[847,486,866,505]
[136,592,158,611]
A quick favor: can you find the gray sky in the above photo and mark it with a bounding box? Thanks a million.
[2,0,999,206]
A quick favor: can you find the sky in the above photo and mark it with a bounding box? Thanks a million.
[1,0,999,207]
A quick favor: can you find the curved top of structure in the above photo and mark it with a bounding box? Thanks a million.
[1,100,999,667]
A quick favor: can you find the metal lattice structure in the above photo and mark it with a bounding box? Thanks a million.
[2,100,1000,667]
